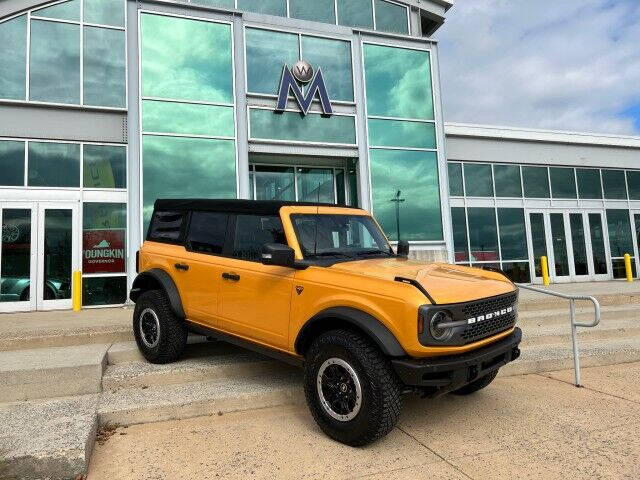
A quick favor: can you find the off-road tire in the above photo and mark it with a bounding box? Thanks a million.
[452,369,499,395]
[303,329,402,446]
[133,289,187,364]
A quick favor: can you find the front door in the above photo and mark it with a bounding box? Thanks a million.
[0,202,78,312]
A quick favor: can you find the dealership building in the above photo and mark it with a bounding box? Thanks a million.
[1,0,640,313]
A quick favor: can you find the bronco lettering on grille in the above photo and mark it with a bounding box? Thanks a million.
[467,306,514,325]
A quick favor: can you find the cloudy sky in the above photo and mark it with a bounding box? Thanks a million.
[436,0,640,135]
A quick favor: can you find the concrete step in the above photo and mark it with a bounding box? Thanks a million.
[517,304,639,327]
[97,372,304,427]
[519,317,640,347]
[0,344,108,402]
[517,289,640,311]
[0,394,98,480]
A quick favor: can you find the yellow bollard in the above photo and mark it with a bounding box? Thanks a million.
[541,256,550,286]
[624,253,633,283]
[73,271,82,311]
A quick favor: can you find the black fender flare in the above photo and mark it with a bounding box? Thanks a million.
[129,269,185,319]
[294,307,407,357]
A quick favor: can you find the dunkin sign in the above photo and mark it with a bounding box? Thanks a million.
[83,229,126,274]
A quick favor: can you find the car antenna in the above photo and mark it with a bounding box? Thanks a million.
[313,182,320,257]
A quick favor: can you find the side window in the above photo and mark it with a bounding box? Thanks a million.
[233,215,286,262]
[147,210,185,243]
[186,212,229,255]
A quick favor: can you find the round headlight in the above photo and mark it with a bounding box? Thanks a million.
[429,310,454,341]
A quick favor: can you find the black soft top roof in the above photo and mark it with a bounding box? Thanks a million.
[154,199,356,216]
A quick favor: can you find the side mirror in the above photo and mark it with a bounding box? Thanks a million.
[261,243,295,268]
[397,240,410,258]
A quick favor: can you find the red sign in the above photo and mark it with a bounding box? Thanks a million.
[83,229,126,274]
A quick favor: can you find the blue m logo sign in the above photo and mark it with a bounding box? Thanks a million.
[275,64,333,117]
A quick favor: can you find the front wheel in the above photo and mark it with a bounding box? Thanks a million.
[303,329,402,446]
[452,369,499,395]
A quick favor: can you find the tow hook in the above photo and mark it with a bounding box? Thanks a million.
[512,347,521,361]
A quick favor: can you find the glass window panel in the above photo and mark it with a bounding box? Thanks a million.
[627,171,640,200]
[463,163,493,197]
[28,142,80,187]
[250,109,356,145]
[451,207,469,262]
[501,262,531,283]
[142,101,235,137]
[448,162,463,197]
[522,167,550,198]
[550,213,569,276]
[576,168,602,199]
[612,258,637,279]
[589,213,608,275]
[494,165,522,197]
[467,208,498,262]
[606,209,634,258]
[187,212,229,254]
[550,168,576,199]
[237,0,287,16]
[367,119,436,149]
[337,0,374,29]
[0,15,27,100]
[370,150,442,241]
[83,26,126,107]
[364,44,433,120]
[190,0,235,8]
[570,213,588,276]
[1,209,31,303]
[83,276,127,306]
[297,168,335,203]
[84,0,125,27]
[33,0,80,21]
[374,0,409,34]
[255,166,296,201]
[0,140,25,187]
[529,212,548,278]
[336,170,346,205]
[43,209,72,300]
[30,20,80,104]
[498,208,528,260]
[301,36,353,102]
[245,28,299,95]
[347,160,358,207]
[602,169,627,200]
[83,203,126,274]
[142,136,236,229]
[83,145,126,189]
[233,215,286,262]
[289,0,336,24]
[141,14,233,103]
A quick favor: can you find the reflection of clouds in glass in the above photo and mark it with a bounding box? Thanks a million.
[250,109,356,145]
[370,149,442,241]
[28,142,80,187]
[32,0,80,22]
[142,136,236,228]
[368,119,436,149]
[237,0,287,16]
[302,36,353,102]
[83,202,126,229]
[255,167,295,201]
[467,208,499,259]
[289,0,336,24]
[246,28,299,95]
[364,44,434,120]
[30,20,80,104]
[0,15,27,100]
[497,208,528,260]
[141,14,233,103]
[0,140,25,186]
[83,27,125,107]
[374,0,408,35]
[83,145,126,188]
[337,0,373,29]
[142,101,235,137]
[83,0,125,27]
[297,168,334,203]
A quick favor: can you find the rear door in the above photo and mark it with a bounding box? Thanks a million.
[217,214,295,349]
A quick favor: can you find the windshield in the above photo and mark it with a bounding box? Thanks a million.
[291,214,393,259]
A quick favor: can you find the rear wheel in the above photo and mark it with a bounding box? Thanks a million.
[133,290,187,364]
[452,369,499,395]
[303,329,401,446]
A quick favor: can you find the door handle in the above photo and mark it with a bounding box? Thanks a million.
[222,272,240,282]
[174,263,189,271]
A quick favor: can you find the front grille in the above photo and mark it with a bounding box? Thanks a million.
[460,292,518,344]
[462,292,518,318]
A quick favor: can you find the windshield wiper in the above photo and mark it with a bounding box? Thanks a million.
[354,249,393,258]
[308,251,355,259]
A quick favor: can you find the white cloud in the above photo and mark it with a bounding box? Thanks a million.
[436,0,640,134]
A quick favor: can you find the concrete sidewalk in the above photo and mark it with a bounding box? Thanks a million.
[87,362,640,480]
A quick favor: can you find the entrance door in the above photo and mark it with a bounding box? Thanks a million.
[0,202,78,312]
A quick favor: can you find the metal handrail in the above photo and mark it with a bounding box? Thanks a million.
[516,283,601,387]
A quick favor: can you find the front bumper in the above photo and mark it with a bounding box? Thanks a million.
[391,327,522,396]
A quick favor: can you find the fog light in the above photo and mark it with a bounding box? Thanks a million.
[430,310,454,341]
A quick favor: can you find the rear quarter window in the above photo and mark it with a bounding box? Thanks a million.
[147,210,186,243]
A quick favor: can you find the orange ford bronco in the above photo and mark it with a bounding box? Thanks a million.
[131,199,521,445]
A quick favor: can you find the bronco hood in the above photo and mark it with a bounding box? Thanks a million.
[329,258,515,305]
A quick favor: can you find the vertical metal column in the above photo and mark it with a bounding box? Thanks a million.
[569,299,582,387]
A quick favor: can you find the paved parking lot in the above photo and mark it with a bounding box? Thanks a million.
[88,362,640,480]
